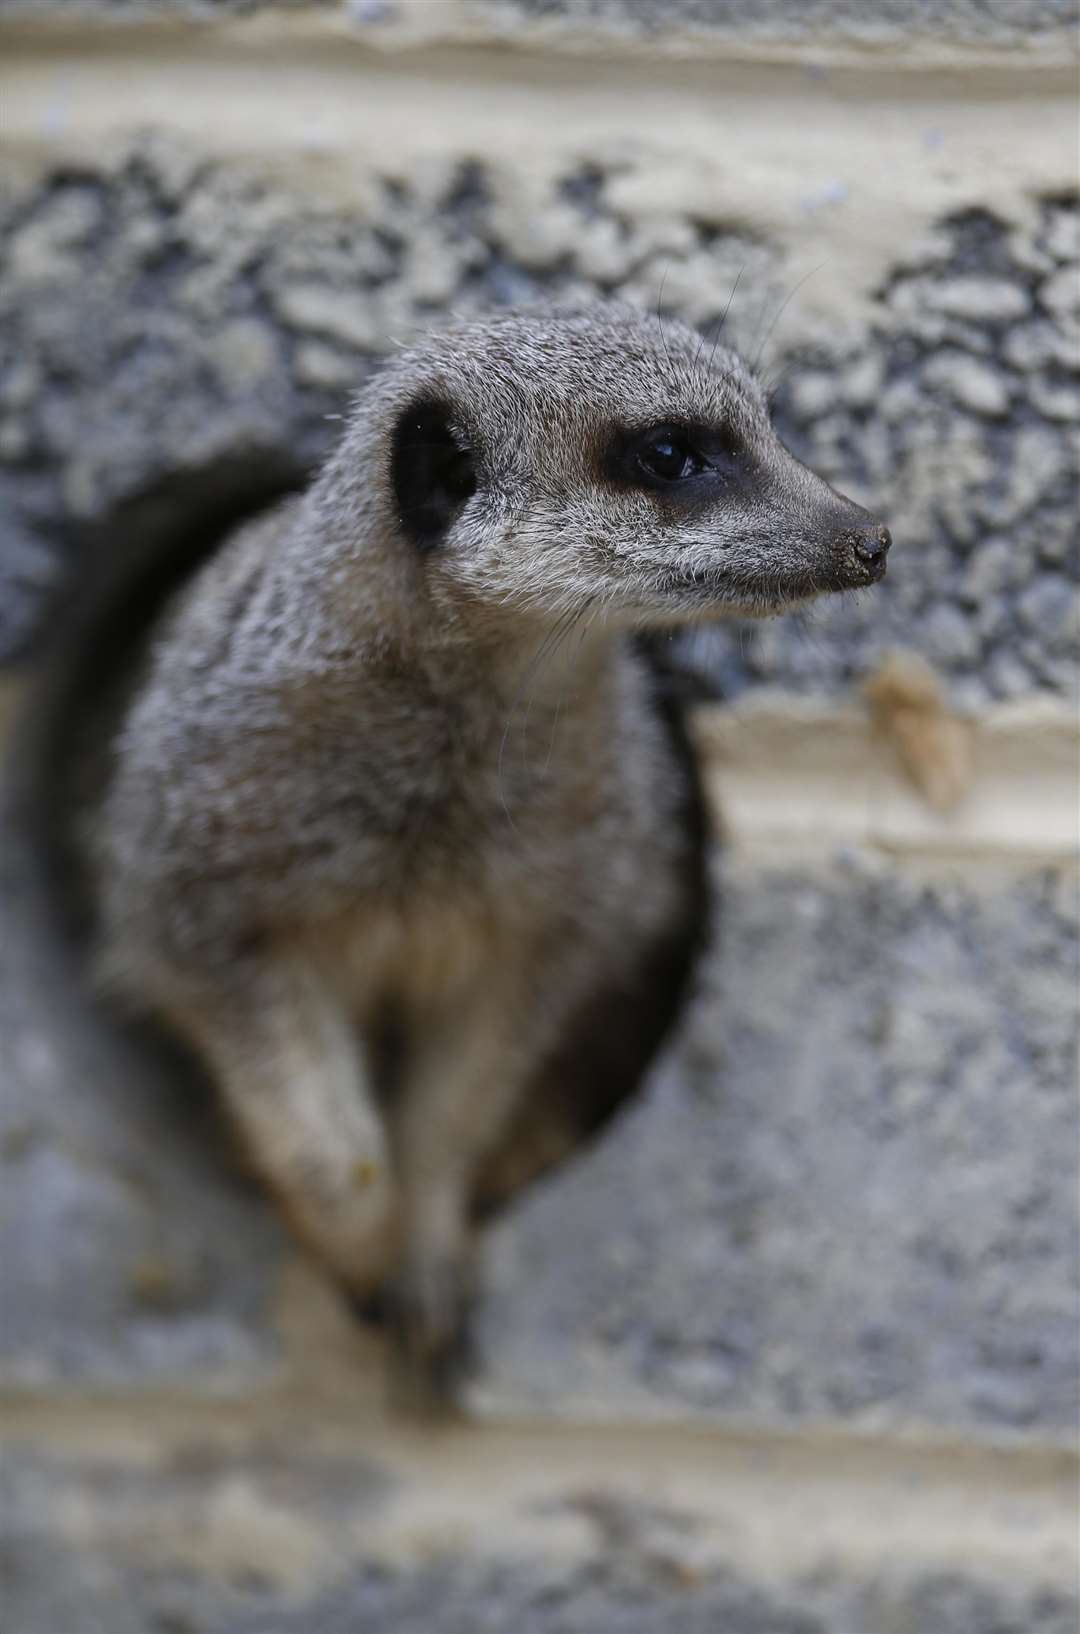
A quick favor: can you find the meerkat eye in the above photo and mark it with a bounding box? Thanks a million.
[634,428,706,484]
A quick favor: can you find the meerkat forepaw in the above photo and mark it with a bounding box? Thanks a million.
[386,1255,477,1417]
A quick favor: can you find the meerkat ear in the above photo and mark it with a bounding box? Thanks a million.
[390,395,477,549]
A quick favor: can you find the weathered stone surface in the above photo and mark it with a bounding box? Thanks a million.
[0,0,329,17]
[3,0,1074,35]
[0,144,1075,701]
[2,1438,1076,1634]
[921,348,1012,415]
[474,856,1080,1435]
[466,0,1080,45]
[692,202,1080,709]
[5,1549,1075,1634]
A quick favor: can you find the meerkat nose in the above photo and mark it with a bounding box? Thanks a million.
[852,523,892,577]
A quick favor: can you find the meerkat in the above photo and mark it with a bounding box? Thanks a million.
[11,303,890,1404]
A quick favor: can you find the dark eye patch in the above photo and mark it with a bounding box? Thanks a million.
[605,420,744,497]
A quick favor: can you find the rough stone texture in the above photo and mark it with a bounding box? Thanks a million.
[0,146,1076,696]
[4,0,1075,33]
[2,1443,1076,1634]
[474,856,1080,1434]
[684,201,1080,708]
[182,1568,1075,1634]
[0,0,328,16]
[468,0,1080,45]
[5,1553,1077,1634]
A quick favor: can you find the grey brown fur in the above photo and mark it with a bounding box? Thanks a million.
[68,303,888,1402]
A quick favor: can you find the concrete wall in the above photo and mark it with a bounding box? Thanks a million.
[1,4,1077,1630]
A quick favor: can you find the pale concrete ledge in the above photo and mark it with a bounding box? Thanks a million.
[0,21,1073,344]
[694,694,1080,864]
[3,1383,1077,1632]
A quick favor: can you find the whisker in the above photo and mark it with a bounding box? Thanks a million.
[520,605,580,769]
[656,266,673,372]
[543,692,564,773]
[539,605,591,773]
[763,358,797,409]
[753,262,825,376]
[496,605,582,826]
[708,263,746,371]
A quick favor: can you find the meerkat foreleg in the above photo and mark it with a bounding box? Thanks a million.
[387,981,558,1406]
[176,948,398,1298]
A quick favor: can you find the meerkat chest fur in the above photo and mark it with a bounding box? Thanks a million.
[309,639,686,1019]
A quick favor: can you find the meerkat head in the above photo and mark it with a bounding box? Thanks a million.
[347,302,890,627]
